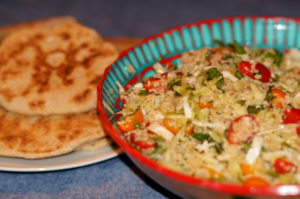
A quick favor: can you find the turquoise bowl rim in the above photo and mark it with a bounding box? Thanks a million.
[98,16,300,197]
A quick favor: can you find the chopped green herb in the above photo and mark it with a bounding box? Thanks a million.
[273,74,280,82]
[214,142,224,154]
[205,67,222,81]
[237,100,246,106]
[214,40,225,46]
[228,41,245,54]
[133,121,143,130]
[192,132,213,142]
[234,70,244,79]
[241,142,252,150]
[247,105,263,114]
[153,143,166,154]
[187,72,193,77]
[205,50,212,61]
[232,56,243,66]
[139,90,150,95]
[265,49,283,67]
[267,170,279,177]
[282,142,291,148]
[167,79,181,90]
[265,86,275,102]
[261,147,268,152]
[224,54,233,60]
[216,78,225,90]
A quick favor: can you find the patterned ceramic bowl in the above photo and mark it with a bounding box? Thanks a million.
[97,17,300,199]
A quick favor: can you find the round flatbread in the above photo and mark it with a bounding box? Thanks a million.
[0,22,118,115]
[0,107,106,159]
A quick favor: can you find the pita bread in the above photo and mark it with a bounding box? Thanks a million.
[0,17,141,159]
[0,22,118,115]
[0,107,107,159]
[76,137,113,151]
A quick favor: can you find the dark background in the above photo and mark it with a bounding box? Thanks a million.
[0,0,300,38]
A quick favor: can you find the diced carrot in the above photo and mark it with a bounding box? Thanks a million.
[272,88,286,99]
[243,176,269,187]
[240,163,254,175]
[184,124,194,135]
[162,117,181,134]
[199,103,213,109]
[272,89,286,108]
[272,98,283,108]
[199,166,224,179]
[118,110,144,132]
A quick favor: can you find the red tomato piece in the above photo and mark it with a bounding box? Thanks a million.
[238,61,254,78]
[129,133,155,150]
[273,158,298,174]
[283,108,300,137]
[255,63,271,82]
[283,108,300,124]
[238,61,271,83]
[228,114,259,144]
[143,76,168,94]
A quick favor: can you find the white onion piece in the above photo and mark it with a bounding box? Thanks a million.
[222,71,238,81]
[183,96,193,119]
[246,137,263,165]
[147,124,174,141]
[153,63,167,74]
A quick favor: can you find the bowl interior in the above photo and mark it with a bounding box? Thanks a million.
[98,16,300,197]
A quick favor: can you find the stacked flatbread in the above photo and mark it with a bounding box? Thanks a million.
[0,18,139,159]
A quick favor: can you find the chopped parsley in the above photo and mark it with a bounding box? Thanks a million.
[167,79,181,90]
[234,70,244,79]
[214,142,224,154]
[139,90,150,95]
[205,50,212,61]
[237,100,246,106]
[265,86,275,102]
[205,67,222,81]
[247,105,263,114]
[216,78,225,90]
[192,132,214,142]
[214,40,225,46]
[264,49,283,67]
[228,41,245,54]
[133,121,143,130]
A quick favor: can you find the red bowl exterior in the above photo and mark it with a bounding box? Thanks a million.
[97,16,300,198]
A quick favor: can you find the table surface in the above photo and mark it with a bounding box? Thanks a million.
[1,0,300,198]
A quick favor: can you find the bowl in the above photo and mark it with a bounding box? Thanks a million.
[97,16,300,199]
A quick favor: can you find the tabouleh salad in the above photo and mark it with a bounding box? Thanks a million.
[117,41,300,186]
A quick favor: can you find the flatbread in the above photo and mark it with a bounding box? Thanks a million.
[76,137,113,151]
[0,35,141,159]
[0,107,106,159]
[0,22,118,115]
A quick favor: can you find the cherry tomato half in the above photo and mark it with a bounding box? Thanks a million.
[273,158,298,174]
[228,114,259,144]
[143,76,168,94]
[129,133,156,150]
[283,108,300,136]
[238,61,271,83]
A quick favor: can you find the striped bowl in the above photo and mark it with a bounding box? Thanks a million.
[97,17,300,199]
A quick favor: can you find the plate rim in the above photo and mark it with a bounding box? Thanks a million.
[0,145,122,172]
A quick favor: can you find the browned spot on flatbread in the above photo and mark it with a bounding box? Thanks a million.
[29,100,45,109]
[59,32,70,40]
[89,76,101,85]
[0,88,14,102]
[73,89,91,104]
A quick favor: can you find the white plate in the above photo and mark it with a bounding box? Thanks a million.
[0,144,122,172]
